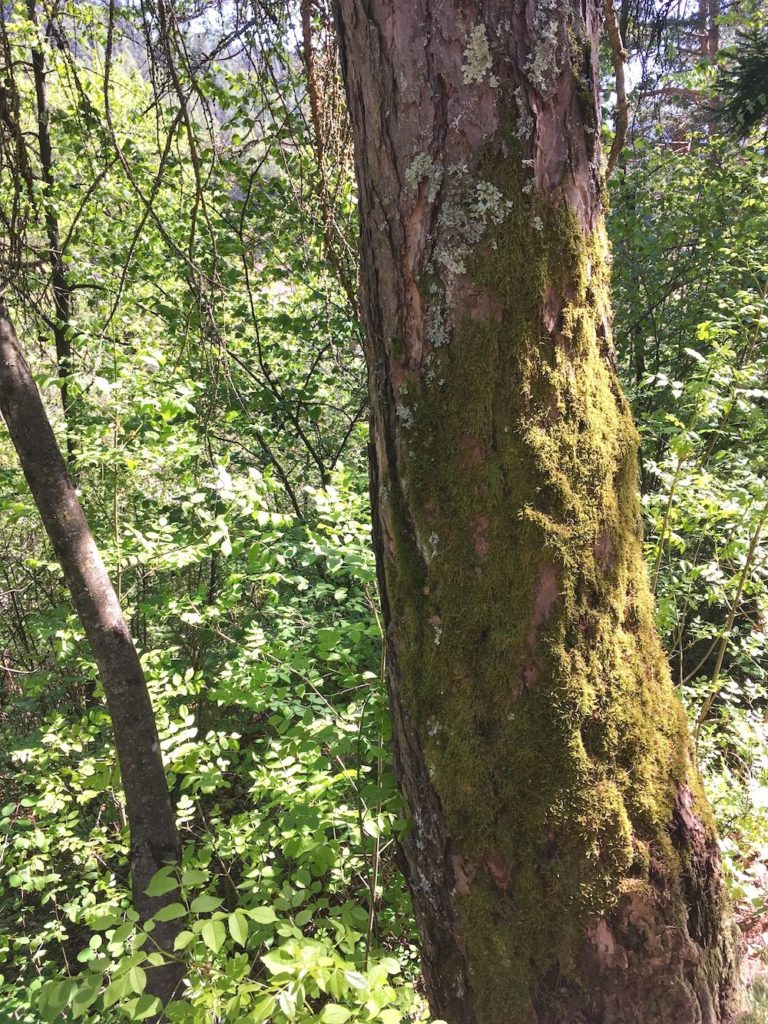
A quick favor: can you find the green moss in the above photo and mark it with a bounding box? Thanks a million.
[381,150,709,1021]
[567,25,599,138]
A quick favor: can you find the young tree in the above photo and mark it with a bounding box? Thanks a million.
[0,300,183,1004]
[26,0,75,456]
[335,2,740,1021]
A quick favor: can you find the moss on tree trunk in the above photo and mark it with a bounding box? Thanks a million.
[336,1,741,1021]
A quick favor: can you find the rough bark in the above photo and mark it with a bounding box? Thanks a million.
[335,2,740,1021]
[0,300,183,1005]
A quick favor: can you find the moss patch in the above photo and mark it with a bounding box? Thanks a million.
[381,149,710,1021]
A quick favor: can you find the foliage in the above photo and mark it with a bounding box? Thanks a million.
[0,3,422,1021]
[0,458,425,1024]
[717,24,768,138]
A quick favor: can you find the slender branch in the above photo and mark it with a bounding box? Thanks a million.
[603,0,629,177]
[651,454,685,595]
[695,502,768,737]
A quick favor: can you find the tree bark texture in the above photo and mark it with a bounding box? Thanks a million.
[0,300,183,1004]
[335,2,740,1021]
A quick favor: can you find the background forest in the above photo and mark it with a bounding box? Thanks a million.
[0,0,767,1021]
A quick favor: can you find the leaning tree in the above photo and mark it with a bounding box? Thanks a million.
[0,301,183,1004]
[334,2,740,1021]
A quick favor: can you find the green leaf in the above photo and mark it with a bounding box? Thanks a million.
[250,996,276,1023]
[89,913,121,931]
[71,974,102,1017]
[153,902,187,922]
[328,970,348,1000]
[278,988,297,1020]
[38,979,76,1021]
[250,906,277,924]
[122,995,162,1021]
[144,867,178,897]
[228,910,249,947]
[320,1003,352,1024]
[181,868,207,888]
[201,918,226,953]
[377,1011,402,1024]
[261,949,296,976]
[128,966,147,995]
[103,973,133,1008]
[173,930,195,951]
[112,922,134,943]
[190,894,221,913]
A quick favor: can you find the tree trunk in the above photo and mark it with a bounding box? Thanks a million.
[0,300,183,1005]
[27,0,75,461]
[334,3,740,1021]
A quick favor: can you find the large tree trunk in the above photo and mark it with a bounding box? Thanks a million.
[0,300,183,1005]
[335,3,740,1021]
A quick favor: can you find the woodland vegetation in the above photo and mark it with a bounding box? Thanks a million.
[0,0,767,1021]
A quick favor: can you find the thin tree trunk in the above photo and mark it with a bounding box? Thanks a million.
[335,2,740,1021]
[0,299,183,1005]
[699,0,720,60]
[603,0,629,176]
[26,0,75,463]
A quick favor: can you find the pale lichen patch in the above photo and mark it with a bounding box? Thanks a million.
[526,0,568,97]
[405,153,443,203]
[426,304,449,349]
[396,402,414,429]
[431,172,513,288]
[462,24,493,86]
